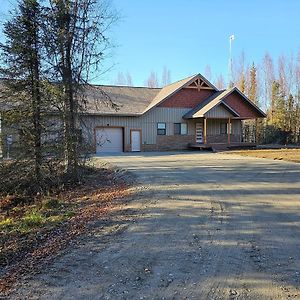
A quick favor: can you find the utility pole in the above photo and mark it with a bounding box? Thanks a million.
[228,34,235,87]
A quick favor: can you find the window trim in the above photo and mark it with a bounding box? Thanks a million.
[157,122,166,135]
[174,123,188,135]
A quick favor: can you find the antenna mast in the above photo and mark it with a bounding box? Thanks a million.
[229,34,235,86]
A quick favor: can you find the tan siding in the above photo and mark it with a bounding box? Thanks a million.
[205,105,233,118]
[80,108,242,152]
[80,107,191,148]
[186,120,196,135]
[206,119,241,135]
[207,119,219,135]
[232,120,241,135]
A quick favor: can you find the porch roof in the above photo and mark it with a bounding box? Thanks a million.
[183,89,240,119]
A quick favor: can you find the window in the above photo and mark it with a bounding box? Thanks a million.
[220,122,227,134]
[157,122,166,135]
[174,123,188,135]
[181,123,188,135]
[174,123,180,135]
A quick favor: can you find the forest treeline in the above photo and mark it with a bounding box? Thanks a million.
[224,52,300,144]
[120,53,300,144]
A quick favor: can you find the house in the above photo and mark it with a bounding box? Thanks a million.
[0,73,266,156]
[80,73,266,153]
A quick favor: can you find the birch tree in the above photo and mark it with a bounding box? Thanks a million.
[145,71,159,88]
[161,66,171,86]
[215,74,225,90]
[115,72,133,86]
[44,0,117,181]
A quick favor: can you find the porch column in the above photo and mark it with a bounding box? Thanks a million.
[203,118,207,144]
[228,117,231,144]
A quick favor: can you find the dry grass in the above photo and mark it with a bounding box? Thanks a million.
[228,148,300,163]
[0,164,133,295]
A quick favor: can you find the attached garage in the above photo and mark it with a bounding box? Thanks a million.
[95,127,123,153]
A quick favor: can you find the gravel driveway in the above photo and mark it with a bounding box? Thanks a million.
[10,152,300,299]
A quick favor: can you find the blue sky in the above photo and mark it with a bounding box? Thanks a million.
[1,0,300,86]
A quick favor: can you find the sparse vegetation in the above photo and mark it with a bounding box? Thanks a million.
[0,162,133,295]
[228,148,300,163]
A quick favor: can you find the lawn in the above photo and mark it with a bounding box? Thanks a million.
[228,148,300,163]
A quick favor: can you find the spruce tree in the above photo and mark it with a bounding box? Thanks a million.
[249,63,258,104]
[0,0,43,181]
[271,81,286,129]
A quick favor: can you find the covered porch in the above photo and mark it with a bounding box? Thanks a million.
[187,116,256,150]
[182,88,266,151]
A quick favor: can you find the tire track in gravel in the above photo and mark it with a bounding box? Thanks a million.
[8,152,300,300]
[207,158,300,300]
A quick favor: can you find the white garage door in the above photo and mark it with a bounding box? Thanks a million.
[96,127,123,153]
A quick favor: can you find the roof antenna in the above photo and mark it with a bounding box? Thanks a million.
[228,34,235,88]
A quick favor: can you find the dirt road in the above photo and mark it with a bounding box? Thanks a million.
[9,152,300,299]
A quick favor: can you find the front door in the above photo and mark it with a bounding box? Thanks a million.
[131,130,141,152]
[196,123,203,144]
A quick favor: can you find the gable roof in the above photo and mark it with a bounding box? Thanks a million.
[82,85,160,115]
[142,73,218,113]
[80,73,218,116]
[0,74,267,119]
[183,89,239,118]
[184,87,266,119]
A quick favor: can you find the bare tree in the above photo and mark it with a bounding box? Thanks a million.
[204,65,212,81]
[145,71,159,88]
[126,72,133,86]
[45,0,117,181]
[115,71,133,86]
[234,52,247,93]
[262,52,275,110]
[115,72,126,85]
[215,74,225,90]
[161,66,171,86]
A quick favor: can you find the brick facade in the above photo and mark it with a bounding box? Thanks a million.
[158,88,215,108]
[156,135,195,150]
[224,92,261,118]
[136,135,195,151]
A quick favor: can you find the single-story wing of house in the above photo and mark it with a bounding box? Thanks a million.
[80,73,266,153]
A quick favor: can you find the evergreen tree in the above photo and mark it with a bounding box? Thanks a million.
[286,94,294,132]
[0,0,44,181]
[271,81,286,129]
[249,63,258,104]
[247,63,263,142]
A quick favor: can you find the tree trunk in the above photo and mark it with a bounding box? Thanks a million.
[32,62,42,182]
[30,6,42,183]
[61,4,78,182]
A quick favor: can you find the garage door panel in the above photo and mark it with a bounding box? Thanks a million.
[96,128,123,153]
